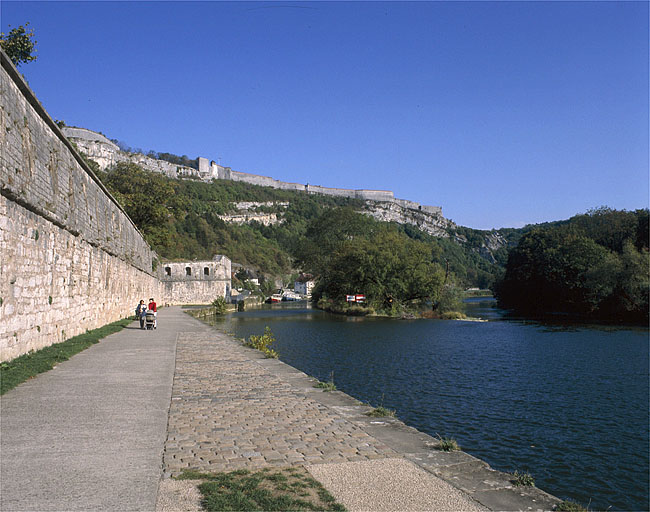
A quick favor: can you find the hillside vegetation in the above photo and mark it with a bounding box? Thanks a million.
[95,162,506,289]
[95,160,647,323]
[495,207,649,323]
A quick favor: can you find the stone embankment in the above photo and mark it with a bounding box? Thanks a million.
[0,305,563,511]
[162,311,563,511]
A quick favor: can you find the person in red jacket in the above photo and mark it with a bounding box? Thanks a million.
[148,298,157,329]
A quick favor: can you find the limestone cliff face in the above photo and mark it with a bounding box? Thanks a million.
[61,127,512,260]
[63,127,201,180]
[362,201,452,237]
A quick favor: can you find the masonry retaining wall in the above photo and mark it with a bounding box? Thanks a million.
[0,51,161,361]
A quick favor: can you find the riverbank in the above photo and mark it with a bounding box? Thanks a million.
[212,301,649,511]
[183,311,563,511]
[314,298,468,320]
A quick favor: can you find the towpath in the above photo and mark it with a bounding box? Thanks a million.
[1,307,560,511]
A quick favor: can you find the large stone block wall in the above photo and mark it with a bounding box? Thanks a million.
[0,196,162,361]
[0,51,160,361]
[160,257,231,305]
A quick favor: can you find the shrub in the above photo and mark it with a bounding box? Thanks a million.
[244,326,278,358]
[314,371,337,391]
[436,434,460,451]
[211,296,228,314]
[365,406,396,417]
[555,500,589,511]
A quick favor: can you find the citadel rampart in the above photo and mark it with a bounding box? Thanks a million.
[0,51,164,361]
[62,131,445,220]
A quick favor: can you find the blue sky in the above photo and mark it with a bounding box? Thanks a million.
[2,1,648,229]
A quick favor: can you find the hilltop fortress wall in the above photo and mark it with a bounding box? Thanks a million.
[62,130,445,221]
[0,52,166,361]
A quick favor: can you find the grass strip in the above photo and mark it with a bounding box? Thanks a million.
[178,467,346,512]
[0,317,133,395]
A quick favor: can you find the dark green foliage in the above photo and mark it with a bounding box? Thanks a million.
[0,318,132,395]
[97,163,357,275]
[299,209,446,313]
[0,23,37,67]
[211,296,228,314]
[495,208,649,323]
[556,500,589,511]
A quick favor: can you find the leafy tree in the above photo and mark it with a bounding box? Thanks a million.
[310,222,445,311]
[101,162,183,233]
[0,23,37,67]
[494,208,649,323]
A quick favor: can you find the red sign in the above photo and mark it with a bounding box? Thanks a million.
[355,294,366,303]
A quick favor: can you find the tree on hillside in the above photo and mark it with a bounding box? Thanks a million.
[0,23,37,67]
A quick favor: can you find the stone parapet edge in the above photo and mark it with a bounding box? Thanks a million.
[239,342,564,512]
[0,49,150,257]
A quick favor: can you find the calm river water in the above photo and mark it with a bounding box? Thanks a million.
[206,299,649,511]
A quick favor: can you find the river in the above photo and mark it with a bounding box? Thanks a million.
[203,298,649,511]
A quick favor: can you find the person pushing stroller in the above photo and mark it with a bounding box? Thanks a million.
[147,298,157,329]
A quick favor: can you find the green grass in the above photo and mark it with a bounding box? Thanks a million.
[512,470,535,487]
[314,372,337,392]
[365,406,396,418]
[555,500,589,511]
[435,434,461,452]
[0,317,133,395]
[177,467,346,511]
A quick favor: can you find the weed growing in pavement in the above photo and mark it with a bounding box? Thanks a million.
[555,500,590,511]
[314,371,337,392]
[244,326,279,358]
[512,470,535,487]
[435,434,461,451]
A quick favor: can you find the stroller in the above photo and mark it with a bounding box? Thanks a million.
[145,310,156,330]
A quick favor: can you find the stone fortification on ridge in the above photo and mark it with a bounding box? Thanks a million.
[62,127,444,219]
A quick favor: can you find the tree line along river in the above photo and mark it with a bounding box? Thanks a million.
[203,298,649,512]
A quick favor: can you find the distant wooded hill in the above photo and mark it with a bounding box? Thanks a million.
[495,207,649,324]
[93,161,518,288]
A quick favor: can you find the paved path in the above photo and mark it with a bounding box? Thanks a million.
[2,306,560,511]
[0,307,205,511]
[164,331,397,473]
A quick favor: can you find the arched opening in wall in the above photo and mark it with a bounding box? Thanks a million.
[204,267,210,276]
[186,267,191,276]
[165,267,171,276]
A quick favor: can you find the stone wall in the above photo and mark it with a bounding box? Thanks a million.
[160,256,231,305]
[0,51,161,361]
[69,131,445,220]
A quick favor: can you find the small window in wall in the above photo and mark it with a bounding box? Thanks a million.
[204,267,210,276]
[165,267,171,276]
[185,267,192,276]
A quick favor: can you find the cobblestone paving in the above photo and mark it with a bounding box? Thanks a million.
[163,332,397,475]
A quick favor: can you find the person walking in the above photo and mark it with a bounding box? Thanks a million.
[148,298,157,329]
[135,300,147,329]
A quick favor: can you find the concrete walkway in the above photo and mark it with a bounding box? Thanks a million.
[0,307,208,511]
